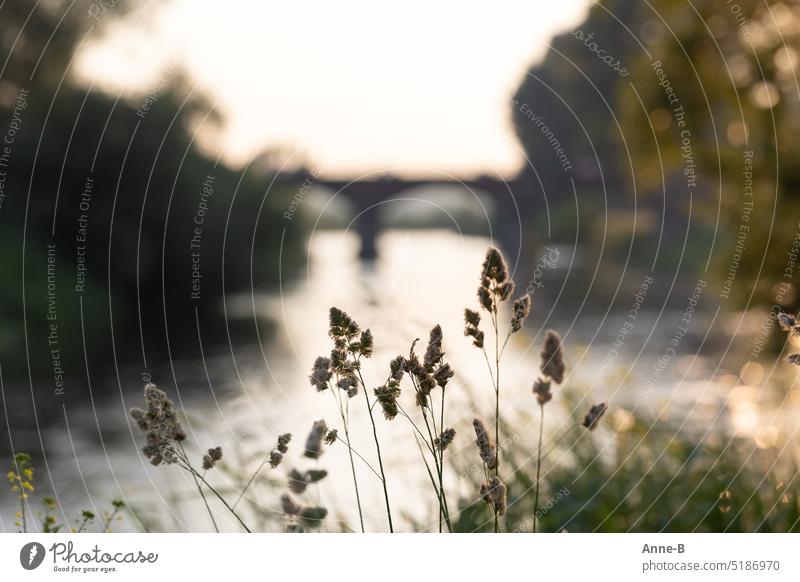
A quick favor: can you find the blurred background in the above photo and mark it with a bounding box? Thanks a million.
[1,0,799,532]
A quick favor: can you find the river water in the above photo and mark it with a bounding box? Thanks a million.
[3,229,794,533]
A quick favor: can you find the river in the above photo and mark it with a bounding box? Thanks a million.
[2,229,791,533]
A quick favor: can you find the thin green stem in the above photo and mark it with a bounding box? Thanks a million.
[233,454,271,509]
[13,458,28,533]
[333,433,382,480]
[480,347,497,392]
[75,516,91,533]
[428,400,452,533]
[493,309,500,470]
[178,444,218,533]
[412,432,451,533]
[500,325,514,359]
[329,380,365,532]
[341,406,366,532]
[414,434,445,528]
[399,407,436,456]
[405,375,451,532]
[493,308,500,533]
[421,404,446,532]
[356,367,394,532]
[438,390,445,531]
[533,403,545,533]
[101,507,122,533]
[20,492,26,534]
[185,464,252,533]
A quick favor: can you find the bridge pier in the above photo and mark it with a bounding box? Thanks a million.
[355,212,379,261]
[281,171,531,262]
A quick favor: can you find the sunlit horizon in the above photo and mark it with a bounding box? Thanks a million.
[76,0,590,177]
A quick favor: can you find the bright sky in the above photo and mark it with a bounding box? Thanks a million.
[77,0,590,177]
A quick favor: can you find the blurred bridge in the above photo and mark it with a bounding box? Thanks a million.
[275,170,540,259]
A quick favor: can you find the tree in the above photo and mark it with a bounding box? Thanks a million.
[0,1,305,385]
[619,0,800,308]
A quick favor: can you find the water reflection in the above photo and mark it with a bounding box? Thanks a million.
[8,229,797,532]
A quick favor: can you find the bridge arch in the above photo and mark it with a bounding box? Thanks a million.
[280,172,532,259]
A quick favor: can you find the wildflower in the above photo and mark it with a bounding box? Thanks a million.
[433,363,454,388]
[473,418,497,469]
[777,312,796,332]
[374,381,401,420]
[329,307,360,341]
[416,370,436,401]
[498,281,514,300]
[269,451,284,468]
[280,493,301,517]
[435,428,456,451]
[358,329,374,358]
[532,378,552,406]
[129,383,186,466]
[510,295,532,333]
[337,375,359,398]
[324,428,338,445]
[405,339,439,407]
[327,308,371,374]
[75,510,95,532]
[8,453,34,503]
[582,403,608,430]
[405,349,423,375]
[482,247,510,284]
[424,325,444,371]
[129,408,148,431]
[478,285,493,311]
[201,446,223,470]
[304,420,328,459]
[540,330,566,384]
[269,433,292,468]
[389,356,405,381]
[299,506,328,529]
[288,468,308,494]
[330,347,353,375]
[277,433,292,454]
[480,476,507,515]
[477,247,515,313]
[309,357,332,391]
[464,308,484,348]
[464,307,481,327]
[305,469,328,483]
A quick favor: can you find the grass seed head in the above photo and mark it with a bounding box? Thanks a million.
[480,476,507,515]
[582,403,608,431]
[304,419,328,459]
[201,446,223,470]
[473,418,497,469]
[288,468,308,494]
[129,383,186,466]
[324,428,338,445]
[309,357,332,391]
[277,433,292,454]
[464,308,484,348]
[510,294,532,333]
[280,493,301,517]
[435,428,456,451]
[540,329,566,384]
[533,378,553,406]
[374,381,401,420]
[424,324,444,371]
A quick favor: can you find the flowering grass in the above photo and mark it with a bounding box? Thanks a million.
[5,247,797,533]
